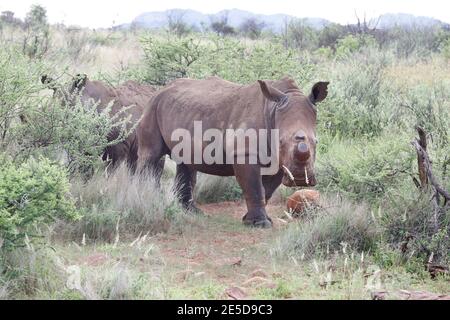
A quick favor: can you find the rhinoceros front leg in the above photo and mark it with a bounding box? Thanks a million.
[233,164,272,228]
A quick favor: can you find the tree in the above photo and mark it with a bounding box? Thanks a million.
[1,11,15,23]
[25,4,48,28]
[22,5,50,59]
[167,10,191,37]
[240,18,265,39]
[318,23,348,49]
[286,19,318,50]
[211,13,235,36]
[1,11,23,27]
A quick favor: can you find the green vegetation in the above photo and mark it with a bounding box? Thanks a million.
[0,157,79,250]
[137,35,315,86]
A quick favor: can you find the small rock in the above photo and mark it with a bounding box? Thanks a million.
[272,272,283,279]
[242,276,272,288]
[225,287,248,300]
[398,290,450,300]
[177,270,194,281]
[371,291,388,300]
[187,261,202,267]
[85,253,108,267]
[194,272,206,278]
[250,269,268,278]
[218,257,242,267]
[230,257,242,266]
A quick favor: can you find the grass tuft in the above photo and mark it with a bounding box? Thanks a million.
[272,195,379,259]
[56,164,188,243]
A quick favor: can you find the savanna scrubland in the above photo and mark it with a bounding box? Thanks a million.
[0,6,449,299]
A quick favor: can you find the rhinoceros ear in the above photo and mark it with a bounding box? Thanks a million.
[41,75,52,85]
[72,74,88,91]
[309,81,329,105]
[41,75,58,91]
[258,80,287,104]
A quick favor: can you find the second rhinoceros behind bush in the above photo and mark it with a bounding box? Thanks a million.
[42,74,156,171]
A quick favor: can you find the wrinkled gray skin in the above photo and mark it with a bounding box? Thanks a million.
[137,76,329,227]
[42,74,156,171]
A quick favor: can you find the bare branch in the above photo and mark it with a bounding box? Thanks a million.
[415,126,428,188]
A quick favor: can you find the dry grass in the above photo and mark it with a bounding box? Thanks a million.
[385,56,450,86]
[272,194,379,260]
[55,164,188,243]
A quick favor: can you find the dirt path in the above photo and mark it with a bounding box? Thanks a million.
[151,201,288,292]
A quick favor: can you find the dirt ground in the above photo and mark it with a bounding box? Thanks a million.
[51,201,449,300]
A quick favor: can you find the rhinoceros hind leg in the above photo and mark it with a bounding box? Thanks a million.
[175,164,201,213]
[185,202,204,215]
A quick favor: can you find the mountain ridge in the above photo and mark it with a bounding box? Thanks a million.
[124,9,448,31]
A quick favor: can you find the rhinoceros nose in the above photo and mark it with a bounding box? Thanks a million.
[296,142,310,161]
[298,142,309,153]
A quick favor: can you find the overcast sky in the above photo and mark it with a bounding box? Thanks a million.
[0,0,448,28]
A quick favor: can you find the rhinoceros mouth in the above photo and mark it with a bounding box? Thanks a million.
[281,166,316,187]
[282,176,311,187]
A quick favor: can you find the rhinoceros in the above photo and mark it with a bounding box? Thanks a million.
[41,74,156,171]
[137,76,328,227]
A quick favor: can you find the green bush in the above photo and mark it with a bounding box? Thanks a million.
[441,39,450,60]
[316,132,414,201]
[397,83,450,147]
[137,35,315,86]
[16,94,132,175]
[0,47,46,149]
[0,157,79,250]
[283,19,318,50]
[198,37,315,85]
[335,34,377,58]
[139,36,204,85]
[318,49,392,138]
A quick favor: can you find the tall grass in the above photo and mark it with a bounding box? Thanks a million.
[195,174,242,204]
[0,241,66,299]
[380,190,450,265]
[56,165,187,243]
[272,195,379,259]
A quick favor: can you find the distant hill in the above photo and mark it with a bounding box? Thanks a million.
[131,8,330,32]
[371,13,446,29]
[126,9,448,32]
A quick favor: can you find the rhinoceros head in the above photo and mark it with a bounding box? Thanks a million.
[258,78,329,187]
[41,74,88,106]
